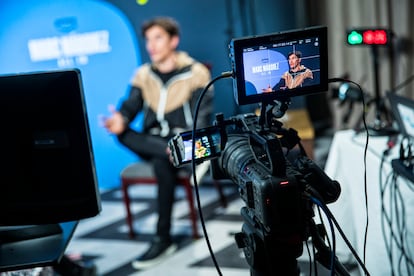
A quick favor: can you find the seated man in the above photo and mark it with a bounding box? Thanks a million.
[103,16,213,269]
[262,51,313,92]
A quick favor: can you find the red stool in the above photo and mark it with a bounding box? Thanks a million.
[121,162,210,239]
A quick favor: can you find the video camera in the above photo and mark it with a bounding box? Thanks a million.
[169,26,343,275]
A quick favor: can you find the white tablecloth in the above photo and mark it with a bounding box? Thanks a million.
[323,129,414,276]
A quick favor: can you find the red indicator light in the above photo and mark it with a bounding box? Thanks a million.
[363,30,374,44]
[280,181,289,185]
[347,28,390,46]
[363,29,387,45]
[374,30,388,44]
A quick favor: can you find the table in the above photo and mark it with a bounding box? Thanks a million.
[323,129,414,276]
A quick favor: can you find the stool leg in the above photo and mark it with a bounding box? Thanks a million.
[121,181,135,239]
[183,180,199,239]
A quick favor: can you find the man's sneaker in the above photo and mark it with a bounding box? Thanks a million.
[131,237,177,270]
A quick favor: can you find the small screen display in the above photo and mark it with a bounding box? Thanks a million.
[181,132,221,163]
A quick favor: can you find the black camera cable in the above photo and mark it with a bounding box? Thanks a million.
[310,195,337,275]
[328,78,371,274]
[308,187,370,276]
[380,151,414,275]
[190,70,233,276]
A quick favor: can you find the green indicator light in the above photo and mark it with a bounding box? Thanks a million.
[347,31,363,45]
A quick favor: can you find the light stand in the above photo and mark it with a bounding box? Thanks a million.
[368,45,397,136]
[346,28,398,136]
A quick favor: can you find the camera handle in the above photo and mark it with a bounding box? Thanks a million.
[258,98,291,129]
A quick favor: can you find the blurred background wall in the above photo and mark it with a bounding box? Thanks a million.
[305,0,414,130]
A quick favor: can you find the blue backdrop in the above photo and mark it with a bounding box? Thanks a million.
[0,0,142,189]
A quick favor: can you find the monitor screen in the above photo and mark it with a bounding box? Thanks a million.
[0,69,101,226]
[230,26,328,105]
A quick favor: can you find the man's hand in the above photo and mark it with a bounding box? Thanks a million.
[101,105,126,135]
[166,146,174,164]
[262,84,273,93]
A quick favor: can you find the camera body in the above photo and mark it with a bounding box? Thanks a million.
[168,26,340,274]
[169,111,339,226]
[168,24,338,234]
[169,107,340,274]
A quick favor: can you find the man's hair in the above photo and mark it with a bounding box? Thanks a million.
[288,51,302,59]
[141,16,180,38]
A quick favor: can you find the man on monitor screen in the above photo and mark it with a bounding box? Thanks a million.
[263,51,313,92]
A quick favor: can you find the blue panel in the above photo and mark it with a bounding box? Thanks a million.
[0,0,142,189]
[243,49,289,94]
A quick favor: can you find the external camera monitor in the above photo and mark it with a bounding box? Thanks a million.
[230,26,328,105]
[0,69,101,227]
